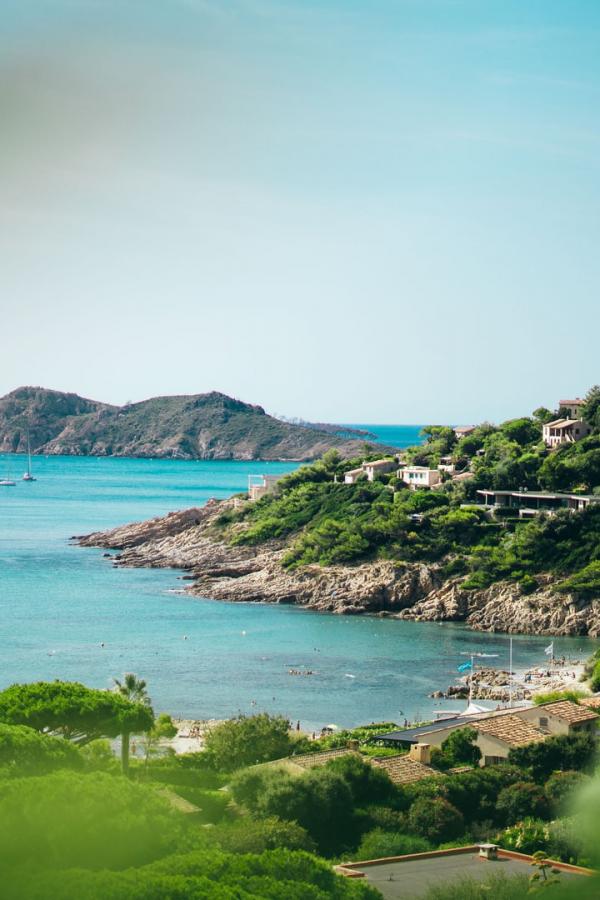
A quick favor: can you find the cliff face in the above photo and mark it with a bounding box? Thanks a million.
[0,387,374,461]
[76,500,600,636]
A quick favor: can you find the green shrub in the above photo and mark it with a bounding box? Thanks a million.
[440,728,481,767]
[407,796,464,844]
[424,872,530,900]
[208,817,316,854]
[496,781,550,824]
[204,714,292,773]
[544,771,588,814]
[0,723,83,776]
[495,817,550,855]
[0,770,183,870]
[355,828,431,861]
[508,733,597,782]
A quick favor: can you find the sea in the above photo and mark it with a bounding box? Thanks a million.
[0,426,593,731]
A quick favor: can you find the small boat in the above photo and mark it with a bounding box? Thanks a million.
[22,434,36,481]
[1,458,16,486]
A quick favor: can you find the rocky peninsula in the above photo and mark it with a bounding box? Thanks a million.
[77,497,600,637]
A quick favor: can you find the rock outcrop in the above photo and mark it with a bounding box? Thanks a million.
[76,500,600,636]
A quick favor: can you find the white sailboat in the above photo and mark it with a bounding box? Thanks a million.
[0,458,16,486]
[22,435,36,482]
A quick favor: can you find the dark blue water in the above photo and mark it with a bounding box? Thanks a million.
[0,453,592,730]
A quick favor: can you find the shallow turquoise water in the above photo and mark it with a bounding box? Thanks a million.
[348,423,424,448]
[0,453,593,730]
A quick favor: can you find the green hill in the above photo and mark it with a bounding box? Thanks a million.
[0,386,379,461]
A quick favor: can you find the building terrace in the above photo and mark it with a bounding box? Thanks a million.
[475,488,600,518]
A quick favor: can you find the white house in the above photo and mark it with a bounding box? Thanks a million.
[438,456,455,473]
[362,459,397,481]
[542,418,591,447]
[344,467,365,485]
[248,474,283,501]
[454,425,476,439]
[399,466,442,488]
[344,459,397,484]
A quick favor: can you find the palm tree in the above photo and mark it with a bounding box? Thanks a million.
[113,673,151,775]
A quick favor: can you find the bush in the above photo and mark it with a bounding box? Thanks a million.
[355,828,431,861]
[7,848,382,900]
[0,723,83,776]
[424,872,530,900]
[508,733,597,782]
[496,781,550,824]
[495,817,550,855]
[209,817,316,854]
[231,766,359,856]
[0,770,183,870]
[440,728,481,767]
[204,714,292,773]
[407,796,464,844]
[545,771,588,814]
[325,754,400,808]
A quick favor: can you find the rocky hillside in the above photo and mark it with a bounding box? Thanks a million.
[76,499,600,636]
[0,387,376,461]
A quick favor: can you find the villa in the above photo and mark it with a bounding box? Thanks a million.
[542,396,591,447]
[475,488,600,517]
[543,417,591,447]
[377,701,598,767]
[453,425,476,439]
[344,458,397,484]
[247,474,284,501]
[399,466,442,489]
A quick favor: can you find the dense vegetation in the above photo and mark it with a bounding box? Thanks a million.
[215,388,600,595]
[0,679,598,898]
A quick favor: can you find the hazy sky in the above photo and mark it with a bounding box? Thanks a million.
[1,1,599,424]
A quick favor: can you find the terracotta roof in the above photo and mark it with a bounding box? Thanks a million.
[371,755,437,785]
[559,399,585,406]
[539,700,599,724]
[286,748,358,769]
[474,715,546,747]
[364,459,396,468]
[579,696,600,710]
[545,418,579,429]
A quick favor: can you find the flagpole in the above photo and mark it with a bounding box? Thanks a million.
[509,637,513,709]
[469,653,474,705]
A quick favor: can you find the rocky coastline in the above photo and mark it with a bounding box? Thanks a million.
[76,500,600,637]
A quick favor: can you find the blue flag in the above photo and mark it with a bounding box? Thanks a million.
[457,660,473,672]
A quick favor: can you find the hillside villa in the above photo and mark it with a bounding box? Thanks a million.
[398,466,442,489]
[377,699,598,767]
[542,397,591,447]
[344,458,398,483]
[247,474,284,501]
[475,488,600,518]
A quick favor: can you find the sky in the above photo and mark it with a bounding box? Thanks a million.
[1,1,599,424]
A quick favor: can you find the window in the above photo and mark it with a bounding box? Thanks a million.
[539,717,548,729]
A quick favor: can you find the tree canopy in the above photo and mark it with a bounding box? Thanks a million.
[0,681,154,745]
[204,713,293,772]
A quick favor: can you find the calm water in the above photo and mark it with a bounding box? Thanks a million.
[349,423,424,449]
[0,452,593,730]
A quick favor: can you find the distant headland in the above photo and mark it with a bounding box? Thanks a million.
[0,386,386,462]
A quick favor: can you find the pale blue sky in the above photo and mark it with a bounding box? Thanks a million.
[1,1,599,423]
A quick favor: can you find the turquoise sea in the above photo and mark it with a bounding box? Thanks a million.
[0,448,593,731]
